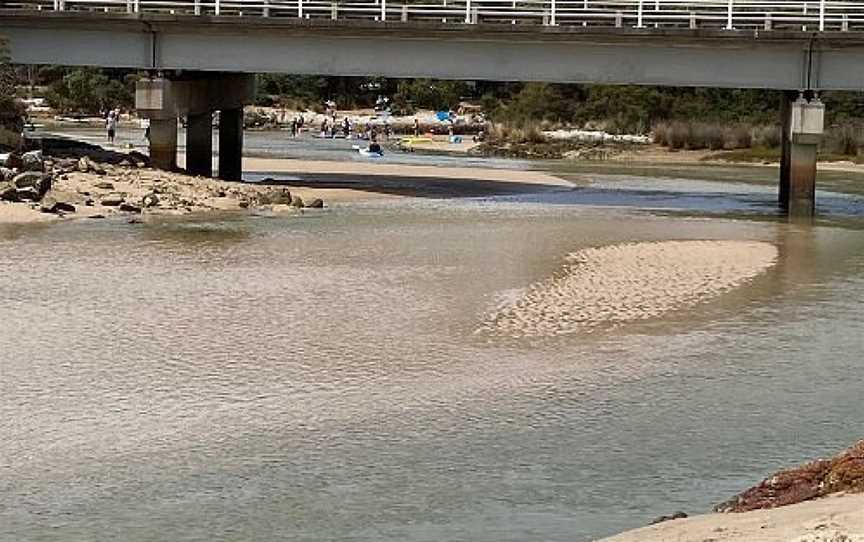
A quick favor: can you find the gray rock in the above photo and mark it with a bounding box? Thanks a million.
[650,512,688,525]
[0,182,18,202]
[119,202,142,213]
[307,198,324,208]
[12,171,43,189]
[0,167,13,182]
[78,156,106,175]
[141,193,159,208]
[15,187,41,201]
[290,195,305,208]
[100,195,125,206]
[93,181,115,190]
[14,172,53,198]
[269,189,292,205]
[40,195,76,214]
[21,150,44,172]
[4,153,22,171]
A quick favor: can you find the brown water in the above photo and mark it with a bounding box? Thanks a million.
[2,181,864,541]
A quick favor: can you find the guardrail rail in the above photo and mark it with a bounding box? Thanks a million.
[3,0,864,31]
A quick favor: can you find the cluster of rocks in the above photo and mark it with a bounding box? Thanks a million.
[254,178,324,210]
[0,149,151,215]
[716,440,864,513]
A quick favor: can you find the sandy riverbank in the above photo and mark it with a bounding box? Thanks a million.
[1,150,574,225]
[602,492,864,542]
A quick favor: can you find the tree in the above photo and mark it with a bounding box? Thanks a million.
[45,68,134,114]
[392,78,471,112]
[0,36,25,147]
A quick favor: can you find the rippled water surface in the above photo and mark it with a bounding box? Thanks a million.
[3,180,864,541]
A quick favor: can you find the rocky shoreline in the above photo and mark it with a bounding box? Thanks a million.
[716,440,864,513]
[604,440,864,542]
[0,139,324,224]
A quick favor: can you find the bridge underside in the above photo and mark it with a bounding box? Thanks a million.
[4,11,864,90]
[1,11,846,218]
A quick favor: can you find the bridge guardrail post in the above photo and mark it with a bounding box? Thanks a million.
[819,0,825,31]
[194,0,200,15]
[381,0,386,21]
[298,0,303,20]
[215,0,220,16]
[689,11,695,29]
[263,0,270,17]
[401,3,408,22]
[636,0,643,28]
[331,2,337,20]
[764,12,772,30]
[842,13,849,32]
[465,0,470,24]
[726,0,733,30]
[550,0,556,26]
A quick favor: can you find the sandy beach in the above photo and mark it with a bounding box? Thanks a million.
[601,492,864,542]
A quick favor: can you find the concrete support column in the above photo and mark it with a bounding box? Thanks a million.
[186,111,213,177]
[779,93,824,220]
[779,91,793,211]
[218,107,243,182]
[149,117,178,171]
[788,143,818,218]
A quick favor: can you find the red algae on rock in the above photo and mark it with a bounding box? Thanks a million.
[716,440,864,513]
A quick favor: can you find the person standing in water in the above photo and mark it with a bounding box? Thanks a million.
[413,118,420,137]
[106,110,118,144]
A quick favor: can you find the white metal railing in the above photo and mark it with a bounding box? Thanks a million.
[4,0,864,31]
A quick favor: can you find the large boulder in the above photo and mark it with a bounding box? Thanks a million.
[0,167,13,182]
[307,198,324,209]
[12,172,52,198]
[21,150,44,172]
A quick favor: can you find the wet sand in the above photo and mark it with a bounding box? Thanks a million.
[234,156,576,202]
[602,492,864,542]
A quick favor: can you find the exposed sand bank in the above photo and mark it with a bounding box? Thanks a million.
[480,241,778,338]
[241,156,573,200]
[602,492,864,542]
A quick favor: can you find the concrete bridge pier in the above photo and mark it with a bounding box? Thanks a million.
[779,92,825,220]
[186,111,213,177]
[136,73,255,180]
[218,108,244,182]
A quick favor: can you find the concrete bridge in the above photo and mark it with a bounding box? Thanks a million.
[4,0,864,217]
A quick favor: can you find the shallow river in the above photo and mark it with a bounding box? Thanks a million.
[3,135,864,541]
